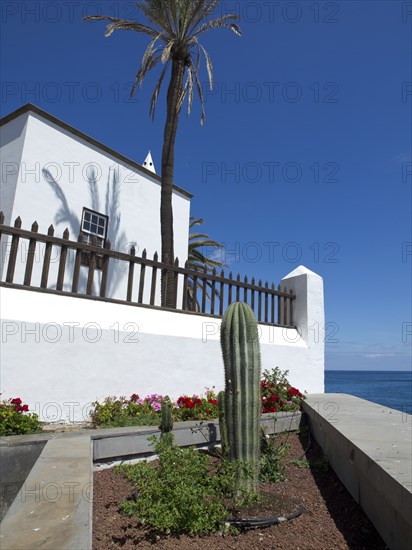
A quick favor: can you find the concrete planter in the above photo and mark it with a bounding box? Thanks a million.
[0,410,302,550]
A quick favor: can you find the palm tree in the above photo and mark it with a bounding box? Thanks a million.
[186,216,226,311]
[188,216,226,270]
[84,1,241,307]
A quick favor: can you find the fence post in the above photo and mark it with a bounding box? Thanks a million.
[126,245,136,302]
[71,234,83,293]
[100,239,111,298]
[41,225,55,289]
[56,228,70,291]
[6,216,22,284]
[281,266,325,391]
[137,249,146,304]
[23,221,38,286]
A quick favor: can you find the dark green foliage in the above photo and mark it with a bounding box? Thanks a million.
[117,437,243,535]
[259,433,290,483]
[291,455,330,472]
[0,398,42,436]
[90,396,160,428]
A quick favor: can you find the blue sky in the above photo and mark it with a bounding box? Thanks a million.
[1,1,411,370]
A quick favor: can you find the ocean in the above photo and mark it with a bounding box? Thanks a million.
[325,370,412,414]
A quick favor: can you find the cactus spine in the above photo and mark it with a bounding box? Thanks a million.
[218,391,229,458]
[220,302,261,496]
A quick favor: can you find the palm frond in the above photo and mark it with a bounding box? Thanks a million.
[194,14,241,38]
[190,216,205,228]
[191,58,206,125]
[189,232,210,240]
[188,0,221,35]
[189,238,223,249]
[161,40,174,63]
[188,217,227,270]
[149,59,171,119]
[84,15,159,38]
[132,52,162,96]
[199,43,213,90]
[136,0,174,35]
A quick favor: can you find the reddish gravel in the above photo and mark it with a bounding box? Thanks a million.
[93,432,387,549]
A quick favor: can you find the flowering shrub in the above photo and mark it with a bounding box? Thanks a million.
[261,367,304,414]
[90,394,169,427]
[0,397,42,436]
[174,389,219,421]
[90,372,304,428]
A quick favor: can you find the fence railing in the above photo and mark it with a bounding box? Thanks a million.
[0,213,296,327]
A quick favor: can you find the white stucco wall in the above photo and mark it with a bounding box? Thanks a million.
[0,114,28,227]
[0,109,191,301]
[0,114,28,280]
[0,265,324,422]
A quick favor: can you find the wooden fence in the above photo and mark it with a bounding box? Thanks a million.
[0,213,296,327]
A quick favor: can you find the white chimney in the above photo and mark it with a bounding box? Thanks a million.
[143,150,156,174]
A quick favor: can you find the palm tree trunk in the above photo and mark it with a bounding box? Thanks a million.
[161,57,185,308]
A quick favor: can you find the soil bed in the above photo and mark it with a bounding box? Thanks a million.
[93,432,387,549]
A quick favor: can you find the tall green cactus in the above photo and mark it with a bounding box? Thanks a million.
[220,302,261,496]
[159,401,173,446]
[218,391,229,458]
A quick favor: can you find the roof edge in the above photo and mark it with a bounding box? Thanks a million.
[0,104,193,199]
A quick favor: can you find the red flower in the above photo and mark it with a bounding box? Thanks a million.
[21,404,29,412]
[207,399,218,407]
[11,398,22,406]
[263,405,277,413]
[288,387,302,398]
[130,394,139,402]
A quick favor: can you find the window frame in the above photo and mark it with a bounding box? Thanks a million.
[80,207,108,248]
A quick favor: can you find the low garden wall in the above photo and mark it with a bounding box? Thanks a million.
[303,394,412,550]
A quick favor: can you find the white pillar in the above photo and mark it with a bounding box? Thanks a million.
[282,265,325,391]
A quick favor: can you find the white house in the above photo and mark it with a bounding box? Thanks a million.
[0,104,325,423]
[0,104,192,299]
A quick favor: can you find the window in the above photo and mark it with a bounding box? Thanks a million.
[81,208,108,247]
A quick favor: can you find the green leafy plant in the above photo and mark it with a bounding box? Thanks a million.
[0,397,42,436]
[91,391,219,427]
[90,395,162,428]
[291,458,310,469]
[259,430,290,483]
[291,455,330,472]
[118,436,244,535]
[261,367,305,413]
[296,424,309,437]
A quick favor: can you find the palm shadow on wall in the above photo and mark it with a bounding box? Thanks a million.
[42,166,130,298]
